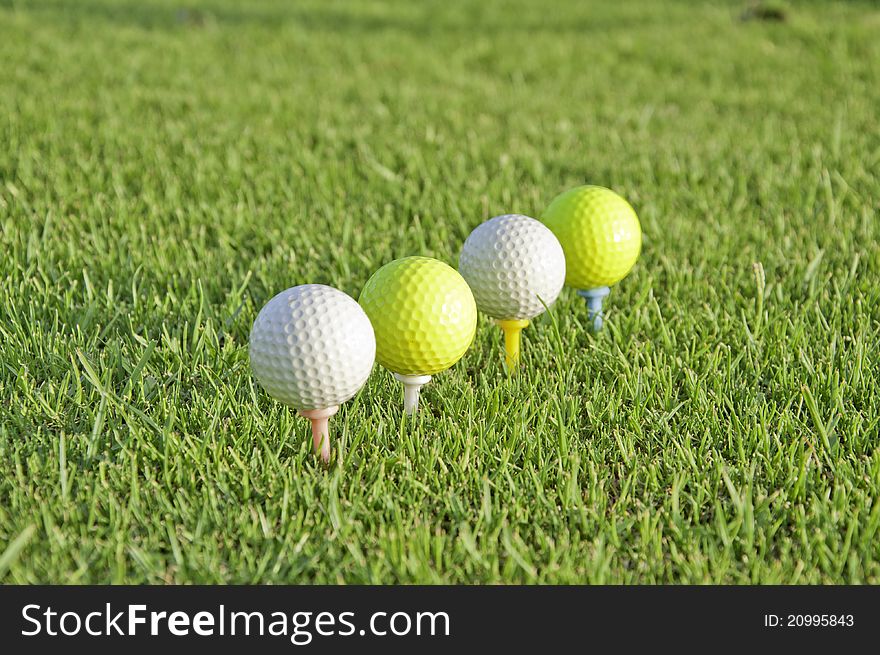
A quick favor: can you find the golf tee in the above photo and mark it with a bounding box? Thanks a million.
[578,286,611,331]
[298,405,339,465]
[496,318,529,373]
[393,373,432,415]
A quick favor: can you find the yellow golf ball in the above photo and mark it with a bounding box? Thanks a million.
[359,257,477,376]
[541,185,642,289]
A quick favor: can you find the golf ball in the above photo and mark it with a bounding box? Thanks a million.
[359,256,477,376]
[249,284,375,411]
[458,214,566,321]
[541,185,642,289]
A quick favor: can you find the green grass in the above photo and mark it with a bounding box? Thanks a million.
[1,0,879,584]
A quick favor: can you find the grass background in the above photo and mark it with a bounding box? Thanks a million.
[1,0,879,583]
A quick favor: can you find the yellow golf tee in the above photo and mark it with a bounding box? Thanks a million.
[496,319,529,373]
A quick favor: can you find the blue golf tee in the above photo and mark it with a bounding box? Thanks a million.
[577,286,610,331]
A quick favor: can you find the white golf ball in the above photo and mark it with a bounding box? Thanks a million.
[458,214,566,321]
[249,284,375,411]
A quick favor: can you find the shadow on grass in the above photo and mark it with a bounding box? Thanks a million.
[14,0,663,35]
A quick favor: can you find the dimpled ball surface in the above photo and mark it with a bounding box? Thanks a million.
[541,185,642,289]
[359,257,477,376]
[249,284,376,411]
[458,214,566,321]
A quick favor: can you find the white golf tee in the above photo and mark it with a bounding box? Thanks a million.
[392,373,432,415]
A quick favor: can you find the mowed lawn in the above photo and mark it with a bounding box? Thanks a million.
[1,0,879,584]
